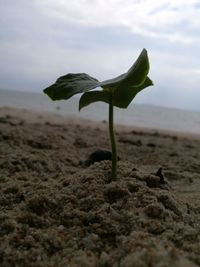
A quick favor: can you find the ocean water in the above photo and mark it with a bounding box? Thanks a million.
[1,89,200,135]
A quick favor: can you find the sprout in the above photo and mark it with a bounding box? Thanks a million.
[43,49,153,180]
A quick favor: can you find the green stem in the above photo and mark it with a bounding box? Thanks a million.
[109,93,117,180]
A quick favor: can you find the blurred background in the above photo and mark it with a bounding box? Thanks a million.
[0,0,200,133]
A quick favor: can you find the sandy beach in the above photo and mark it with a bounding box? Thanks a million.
[0,107,200,267]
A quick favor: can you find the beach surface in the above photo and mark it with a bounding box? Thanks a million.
[0,107,200,267]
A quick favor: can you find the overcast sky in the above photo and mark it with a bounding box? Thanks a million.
[0,0,200,111]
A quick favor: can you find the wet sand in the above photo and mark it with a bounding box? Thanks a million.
[0,107,200,267]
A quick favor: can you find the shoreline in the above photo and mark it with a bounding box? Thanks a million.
[1,88,200,135]
[1,106,200,140]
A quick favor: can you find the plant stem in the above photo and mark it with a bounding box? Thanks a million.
[109,93,117,180]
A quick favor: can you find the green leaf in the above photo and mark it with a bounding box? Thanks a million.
[113,76,153,108]
[98,48,153,108]
[43,49,153,109]
[43,73,100,100]
[79,90,110,111]
[100,48,150,91]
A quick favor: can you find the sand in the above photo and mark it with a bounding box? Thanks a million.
[0,107,200,267]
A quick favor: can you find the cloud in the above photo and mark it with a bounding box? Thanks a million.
[0,0,200,110]
[37,0,200,44]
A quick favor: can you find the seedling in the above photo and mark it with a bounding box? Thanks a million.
[43,49,153,180]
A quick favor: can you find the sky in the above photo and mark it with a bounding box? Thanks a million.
[0,0,200,111]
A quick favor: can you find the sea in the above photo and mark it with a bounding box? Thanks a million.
[1,89,200,135]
